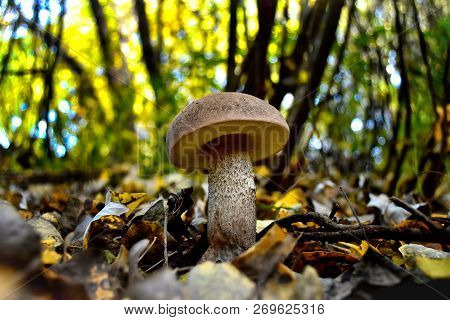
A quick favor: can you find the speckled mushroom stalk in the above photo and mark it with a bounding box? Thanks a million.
[201,136,256,261]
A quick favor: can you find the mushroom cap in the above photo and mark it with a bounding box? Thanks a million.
[167,92,289,170]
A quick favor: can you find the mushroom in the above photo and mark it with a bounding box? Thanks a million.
[167,92,289,261]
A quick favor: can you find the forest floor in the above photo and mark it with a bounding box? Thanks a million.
[0,164,449,299]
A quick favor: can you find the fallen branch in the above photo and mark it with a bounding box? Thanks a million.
[257,212,449,244]
[257,212,358,239]
[294,227,449,244]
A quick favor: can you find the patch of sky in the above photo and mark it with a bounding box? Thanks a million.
[64,135,78,150]
[68,122,80,133]
[333,94,342,103]
[161,53,169,64]
[58,100,71,113]
[214,67,227,87]
[280,93,294,111]
[314,95,321,106]
[54,144,66,157]
[0,128,10,149]
[48,109,57,123]
[374,6,383,21]
[20,102,28,111]
[96,67,104,76]
[37,120,47,139]
[309,135,322,150]
[60,80,69,89]
[14,26,28,39]
[11,116,22,131]
[327,55,336,66]
[204,52,214,60]
[351,118,364,132]
[67,109,76,120]
[390,72,401,88]
[172,69,185,81]
[177,29,186,39]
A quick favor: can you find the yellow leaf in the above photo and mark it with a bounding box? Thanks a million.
[337,241,369,259]
[254,165,271,178]
[292,221,320,229]
[41,239,62,265]
[416,257,450,279]
[274,188,306,211]
[109,190,150,218]
[277,208,290,218]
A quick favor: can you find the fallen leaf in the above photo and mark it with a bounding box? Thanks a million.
[27,216,64,246]
[109,190,150,219]
[82,201,128,248]
[121,221,176,267]
[261,264,323,299]
[337,241,369,260]
[0,201,41,270]
[129,268,186,299]
[61,197,84,231]
[291,250,358,278]
[399,244,450,278]
[185,261,255,299]
[274,188,306,212]
[51,251,122,299]
[416,256,450,279]
[232,224,297,284]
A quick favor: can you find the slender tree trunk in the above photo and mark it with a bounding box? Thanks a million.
[226,0,238,91]
[242,0,278,98]
[133,0,166,110]
[388,0,413,195]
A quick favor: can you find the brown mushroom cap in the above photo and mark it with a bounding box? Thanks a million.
[167,92,290,170]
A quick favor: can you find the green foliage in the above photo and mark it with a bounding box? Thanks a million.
[0,0,448,192]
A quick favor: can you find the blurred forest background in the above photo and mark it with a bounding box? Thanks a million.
[0,0,448,198]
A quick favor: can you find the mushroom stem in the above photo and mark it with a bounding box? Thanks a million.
[205,150,256,261]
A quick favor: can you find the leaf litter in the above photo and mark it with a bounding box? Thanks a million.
[0,168,449,299]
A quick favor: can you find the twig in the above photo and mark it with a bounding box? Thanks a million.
[390,196,441,231]
[163,201,169,268]
[328,202,340,220]
[340,186,369,242]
